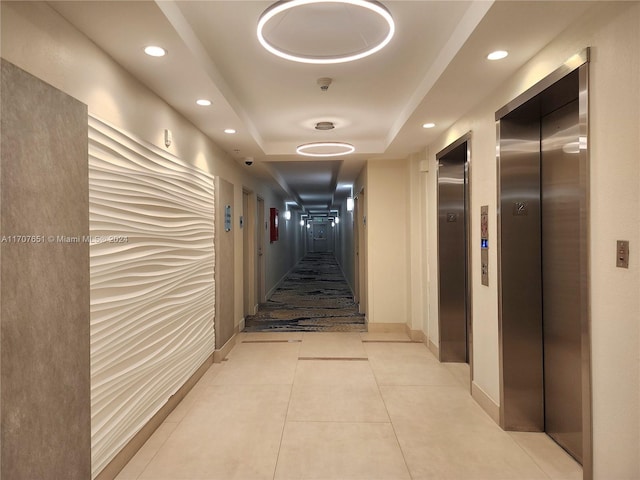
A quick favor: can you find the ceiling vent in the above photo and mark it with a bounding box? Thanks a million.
[315,121,335,131]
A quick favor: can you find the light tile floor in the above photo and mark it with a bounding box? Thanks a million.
[116,332,582,480]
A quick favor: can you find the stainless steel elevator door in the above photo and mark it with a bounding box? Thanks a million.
[437,145,468,363]
[541,99,582,463]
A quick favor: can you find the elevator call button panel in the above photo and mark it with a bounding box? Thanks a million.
[481,206,489,286]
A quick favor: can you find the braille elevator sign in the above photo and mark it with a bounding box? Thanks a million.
[447,213,458,222]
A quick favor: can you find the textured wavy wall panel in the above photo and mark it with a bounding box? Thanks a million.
[88,116,215,478]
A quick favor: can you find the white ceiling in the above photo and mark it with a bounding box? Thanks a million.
[50,0,597,212]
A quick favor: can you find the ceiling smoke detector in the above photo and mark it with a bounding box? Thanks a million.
[315,121,335,131]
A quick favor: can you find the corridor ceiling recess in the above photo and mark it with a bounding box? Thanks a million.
[50,0,595,214]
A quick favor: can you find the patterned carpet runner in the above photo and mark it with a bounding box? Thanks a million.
[243,252,366,332]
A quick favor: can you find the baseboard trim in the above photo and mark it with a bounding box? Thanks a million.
[427,338,439,358]
[95,353,214,480]
[335,255,356,299]
[213,332,237,363]
[471,381,500,425]
[266,258,302,300]
[367,323,407,333]
[238,317,246,333]
[405,325,425,342]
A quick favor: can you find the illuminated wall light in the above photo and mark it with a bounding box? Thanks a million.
[331,222,335,228]
[284,210,292,220]
[144,46,166,57]
[334,217,340,224]
[346,197,354,212]
[306,223,311,229]
[300,219,305,226]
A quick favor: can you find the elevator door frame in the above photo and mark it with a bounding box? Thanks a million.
[496,49,591,479]
[436,132,473,375]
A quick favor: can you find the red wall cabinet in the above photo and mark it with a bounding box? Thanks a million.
[270,207,279,243]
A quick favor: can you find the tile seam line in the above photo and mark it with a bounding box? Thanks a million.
[368,340,415,480]
[272,344,299,480]
[506,432,556,480]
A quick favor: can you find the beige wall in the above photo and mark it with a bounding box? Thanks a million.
[406,152,428,333]
[419,3,640,477]
[365,159,410,325]
[264,195,305,297]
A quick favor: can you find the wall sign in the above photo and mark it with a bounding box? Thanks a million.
[225,205,232,232]
[481,205,489,286]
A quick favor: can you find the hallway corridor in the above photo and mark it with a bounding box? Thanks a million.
[244,253,365,332]
[115,332,581,480]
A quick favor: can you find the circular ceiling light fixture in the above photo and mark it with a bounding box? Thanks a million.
[422,122,436,129]
[257,0,395,64]
[296,142,355,157]
[487,50,508,61]
[224,128,237,134]
[196,99,212,106]
[144,45,167,57]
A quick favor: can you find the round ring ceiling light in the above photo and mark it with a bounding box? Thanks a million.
[296,142,355,157]
[257,0,395,64]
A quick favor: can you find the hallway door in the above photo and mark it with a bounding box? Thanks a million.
[215,177,235,349]
[312,220,329,252]
[243,190,256,317]
[354,191,367,315]
[257,196,265,303]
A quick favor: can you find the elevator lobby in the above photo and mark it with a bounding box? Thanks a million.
[1,1,639,479]
[115,331,582,480]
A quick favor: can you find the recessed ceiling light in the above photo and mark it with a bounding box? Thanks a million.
[144,46,166,57]
[224,129,237,134]
[196,99,212,106]
[422,123,436,129]
[315,121,335,131]
[296,142,355,157]
[487,50,508,61]
[257,0,395,64]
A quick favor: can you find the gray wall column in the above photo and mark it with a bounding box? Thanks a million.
[1,60,91,479]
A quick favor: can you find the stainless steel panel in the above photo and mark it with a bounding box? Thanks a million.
[542,99,583,462]
[496,49,589,120]
[437,142,468,363]
[578,63,592,480]
[497,61,591,477]
[498,114,544,431]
